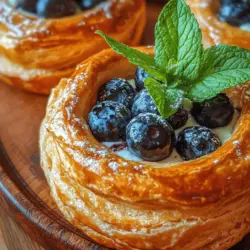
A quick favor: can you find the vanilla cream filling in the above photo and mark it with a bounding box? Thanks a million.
[0,55,51,80]
[103,80,240,164]
[240,23,250,32]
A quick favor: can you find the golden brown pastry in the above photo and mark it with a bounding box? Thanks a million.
[40,47,250,249]
[187,0,250,49]
[0,0,146,94]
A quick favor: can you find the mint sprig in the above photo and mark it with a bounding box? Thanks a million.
[145,78,184,118]
[155,0,202,80]
[96,31,166,83]
[96,0,250,119]
[187,45,250,101]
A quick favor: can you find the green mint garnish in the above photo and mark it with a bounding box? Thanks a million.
[96,0,250,119]
[155,0,202,81]
[188,45,250,101]
[96,32,166,83]
[144,78,184,118]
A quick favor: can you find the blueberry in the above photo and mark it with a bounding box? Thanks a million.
[132,89,159,117]
[88,101,131,141]
[37,0,78,18]
[16,0,37,13]
[218,0,250,26]
[78,0,104,10]
[126,113,175,161]
[134,67,149,91]
[176,126,222,161]
[167,108,189,130]
[134,67,164,91]
[98,78,135,109]
[191,94,234,129]
[132,90,188,129]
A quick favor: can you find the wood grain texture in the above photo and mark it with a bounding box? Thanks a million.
[0,2,249,250]
[0,230,8,250]
[0,194,44,250]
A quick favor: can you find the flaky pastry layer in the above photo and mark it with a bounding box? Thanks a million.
[0,0,146,94]
[40,47,250,249]
[187,0,250,49]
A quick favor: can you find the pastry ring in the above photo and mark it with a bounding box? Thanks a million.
[0,0,146,94]
[40,47,250,249]
[187,0,250,49]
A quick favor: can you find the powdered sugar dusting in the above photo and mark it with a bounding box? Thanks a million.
[108,161,120,173]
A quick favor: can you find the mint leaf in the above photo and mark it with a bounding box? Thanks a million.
[199,44,250,76]
[144,78,184,118]
[155,0,202,81]
[97,0,250,119]
[187,45,250,101]
[96,31,166,82]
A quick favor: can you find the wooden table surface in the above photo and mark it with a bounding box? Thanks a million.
[0,194,44,250]
[0,230,8,250]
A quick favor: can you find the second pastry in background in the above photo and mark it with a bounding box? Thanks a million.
[0,0,146,94]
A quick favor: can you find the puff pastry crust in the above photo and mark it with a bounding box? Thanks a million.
[187,0,250,49]
[0,0,146,94]
[40,47,250,249]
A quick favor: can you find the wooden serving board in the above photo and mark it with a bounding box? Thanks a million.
[0,2,249,250]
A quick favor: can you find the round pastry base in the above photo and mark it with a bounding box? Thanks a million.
[0,2,249,250]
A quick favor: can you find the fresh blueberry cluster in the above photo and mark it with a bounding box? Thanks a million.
[88,68,235,162]
[12,0,104,18]
[218,0,250,26]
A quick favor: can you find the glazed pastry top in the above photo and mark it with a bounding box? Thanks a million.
[0,0,145,69]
